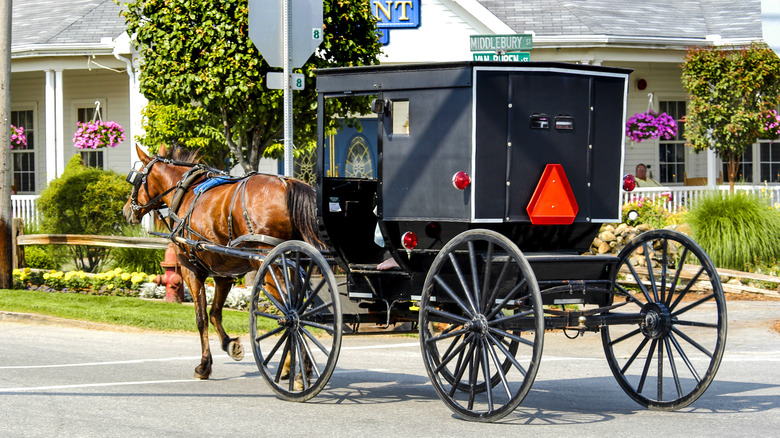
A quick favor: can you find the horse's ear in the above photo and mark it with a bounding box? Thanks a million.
[136,144,151,163]
[158,143,168,158]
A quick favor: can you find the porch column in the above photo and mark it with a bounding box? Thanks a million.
[54,69,64,178]
[706,148,718,187]
[44,70,56,183]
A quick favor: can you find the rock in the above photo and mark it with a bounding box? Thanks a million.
[598,241,611,254]
[599,230,616,242]
[636,224,651,232]
[616,223,628,234]
[676,223,693,236]
[727,278,742,285]
[604,224,615,232]
[592,237,603,248]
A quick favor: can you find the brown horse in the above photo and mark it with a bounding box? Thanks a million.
[123,145,323,379]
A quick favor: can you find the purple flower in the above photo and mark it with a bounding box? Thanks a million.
[625,111,678,142]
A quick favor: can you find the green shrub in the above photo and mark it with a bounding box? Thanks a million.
[687,191,780,270]
[37,155,130,272]
[110,225,165,275]
[24,247,59,270]
[622,192,677,229]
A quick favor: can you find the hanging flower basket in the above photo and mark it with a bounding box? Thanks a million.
[625,111,678,142]
[759,109,780,140]
[10,124,27,149]
[73,120,125,149]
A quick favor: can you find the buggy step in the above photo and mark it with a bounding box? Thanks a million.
[348,263,410,277]
[525,253,619,283]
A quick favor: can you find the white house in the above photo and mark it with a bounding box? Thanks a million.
[9,0,774,222]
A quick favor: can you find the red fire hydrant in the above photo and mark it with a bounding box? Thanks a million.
[153,242,184,303]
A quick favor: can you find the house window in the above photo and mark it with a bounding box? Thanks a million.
[760,140,780,183]
[658,101,686,184]
[722,148,753,183]
[77,106,104,169]
[10,110,35,193]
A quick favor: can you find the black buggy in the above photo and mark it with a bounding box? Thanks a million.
[247,62,727,422]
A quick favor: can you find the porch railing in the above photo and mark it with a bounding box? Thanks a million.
[11,195,40,228]
[621,185,780,214]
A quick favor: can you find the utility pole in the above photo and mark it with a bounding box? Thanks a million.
[0,0,12,288]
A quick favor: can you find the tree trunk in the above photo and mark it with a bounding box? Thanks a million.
[727,153,738,193]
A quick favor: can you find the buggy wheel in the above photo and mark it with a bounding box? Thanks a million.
[250,240,342,402]
[602,229,727,410]
[419,229,544,422]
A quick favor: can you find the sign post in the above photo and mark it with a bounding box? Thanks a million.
[248,0,323,176]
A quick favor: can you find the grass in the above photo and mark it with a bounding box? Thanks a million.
[0,289,261,334]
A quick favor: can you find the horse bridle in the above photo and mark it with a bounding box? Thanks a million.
[126,156,204,212]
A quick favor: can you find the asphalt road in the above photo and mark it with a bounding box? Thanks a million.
[1,299,779,437]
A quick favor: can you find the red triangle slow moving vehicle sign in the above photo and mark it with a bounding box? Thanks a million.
[526,164,578,225]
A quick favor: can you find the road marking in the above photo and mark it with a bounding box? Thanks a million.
[0,378,206,392]
[0,356,203,370]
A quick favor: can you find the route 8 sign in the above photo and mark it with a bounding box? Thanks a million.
[249,0,323,68]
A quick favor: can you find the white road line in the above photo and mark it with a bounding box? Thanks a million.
[341,342,418,350]
[0,356,202,370]
[0,379,202,392]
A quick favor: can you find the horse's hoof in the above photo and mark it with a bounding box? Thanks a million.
[228,340,244,361]
[294,375,304,391]
[194,371,210,380]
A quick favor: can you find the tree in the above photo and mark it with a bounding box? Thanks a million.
[37,155,129,272]
[122,0,382,171]
[681,43,780,191]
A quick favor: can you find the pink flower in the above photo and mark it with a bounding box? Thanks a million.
[72,121,125,149]
[9,124,27,149]
[625,111,678,142]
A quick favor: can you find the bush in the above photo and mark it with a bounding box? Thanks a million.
[622,192,676,229]
[687,191,780,270]
[109,225,165,275]
[37,155,130,272]
[24,247,59,270]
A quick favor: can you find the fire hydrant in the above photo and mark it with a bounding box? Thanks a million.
[153,242,184,303]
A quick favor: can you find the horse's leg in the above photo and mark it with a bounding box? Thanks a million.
[181,267,213,379]
[210,276,244,361]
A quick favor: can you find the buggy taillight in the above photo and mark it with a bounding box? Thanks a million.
[452,171,470,190]
[623,174,637,191]
[402,231,418,250]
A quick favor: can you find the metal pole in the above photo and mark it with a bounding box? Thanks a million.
[283,0,294,177]
[0,0,13,288]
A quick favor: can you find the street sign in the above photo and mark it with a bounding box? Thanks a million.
[469,34,533,52]
[267,72,305,90]
[473,52,530,62]
[248,0,323,68]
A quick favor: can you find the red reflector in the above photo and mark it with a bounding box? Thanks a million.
[526,164,578,225]
[402,231,418,250]
[623,174,637,192]
[452,171,471,190]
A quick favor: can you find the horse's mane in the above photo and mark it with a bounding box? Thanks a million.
[159,146,201,164]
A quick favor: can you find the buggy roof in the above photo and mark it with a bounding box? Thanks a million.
[315,61,632,94]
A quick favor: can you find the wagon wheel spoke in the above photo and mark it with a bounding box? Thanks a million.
[420,229,543,422]
[602,229,726,410]
[250,241,342,402]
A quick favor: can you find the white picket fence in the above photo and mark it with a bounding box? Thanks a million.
[621,185,780,213]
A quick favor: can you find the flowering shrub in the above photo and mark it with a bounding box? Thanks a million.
[760,109,780,139]
[622,192,678,229]
[13,267,153,296]
[625,111,678,142]
[10,124,27,148]
[72,120,125,149]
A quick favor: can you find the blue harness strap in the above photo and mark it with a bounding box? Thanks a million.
[194,176,239,196]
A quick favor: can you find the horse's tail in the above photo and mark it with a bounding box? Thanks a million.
[286,179,326,250]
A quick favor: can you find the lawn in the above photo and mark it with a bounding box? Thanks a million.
[0,289,254,334]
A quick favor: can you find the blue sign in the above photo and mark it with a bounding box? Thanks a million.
[373,0,421,29]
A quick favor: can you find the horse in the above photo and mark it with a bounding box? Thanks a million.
[123,144,323,380]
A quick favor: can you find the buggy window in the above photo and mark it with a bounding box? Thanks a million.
[392,100,410,135]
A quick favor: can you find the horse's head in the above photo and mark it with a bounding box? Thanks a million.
[123,144,173,224]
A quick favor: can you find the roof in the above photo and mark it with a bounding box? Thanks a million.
[477,0,762,40]
[12,0,126,49]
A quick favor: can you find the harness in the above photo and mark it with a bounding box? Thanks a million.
[127,156,285,275]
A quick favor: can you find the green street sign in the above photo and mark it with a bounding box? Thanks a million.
[473,52,530,62]
[470,34,533,52]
